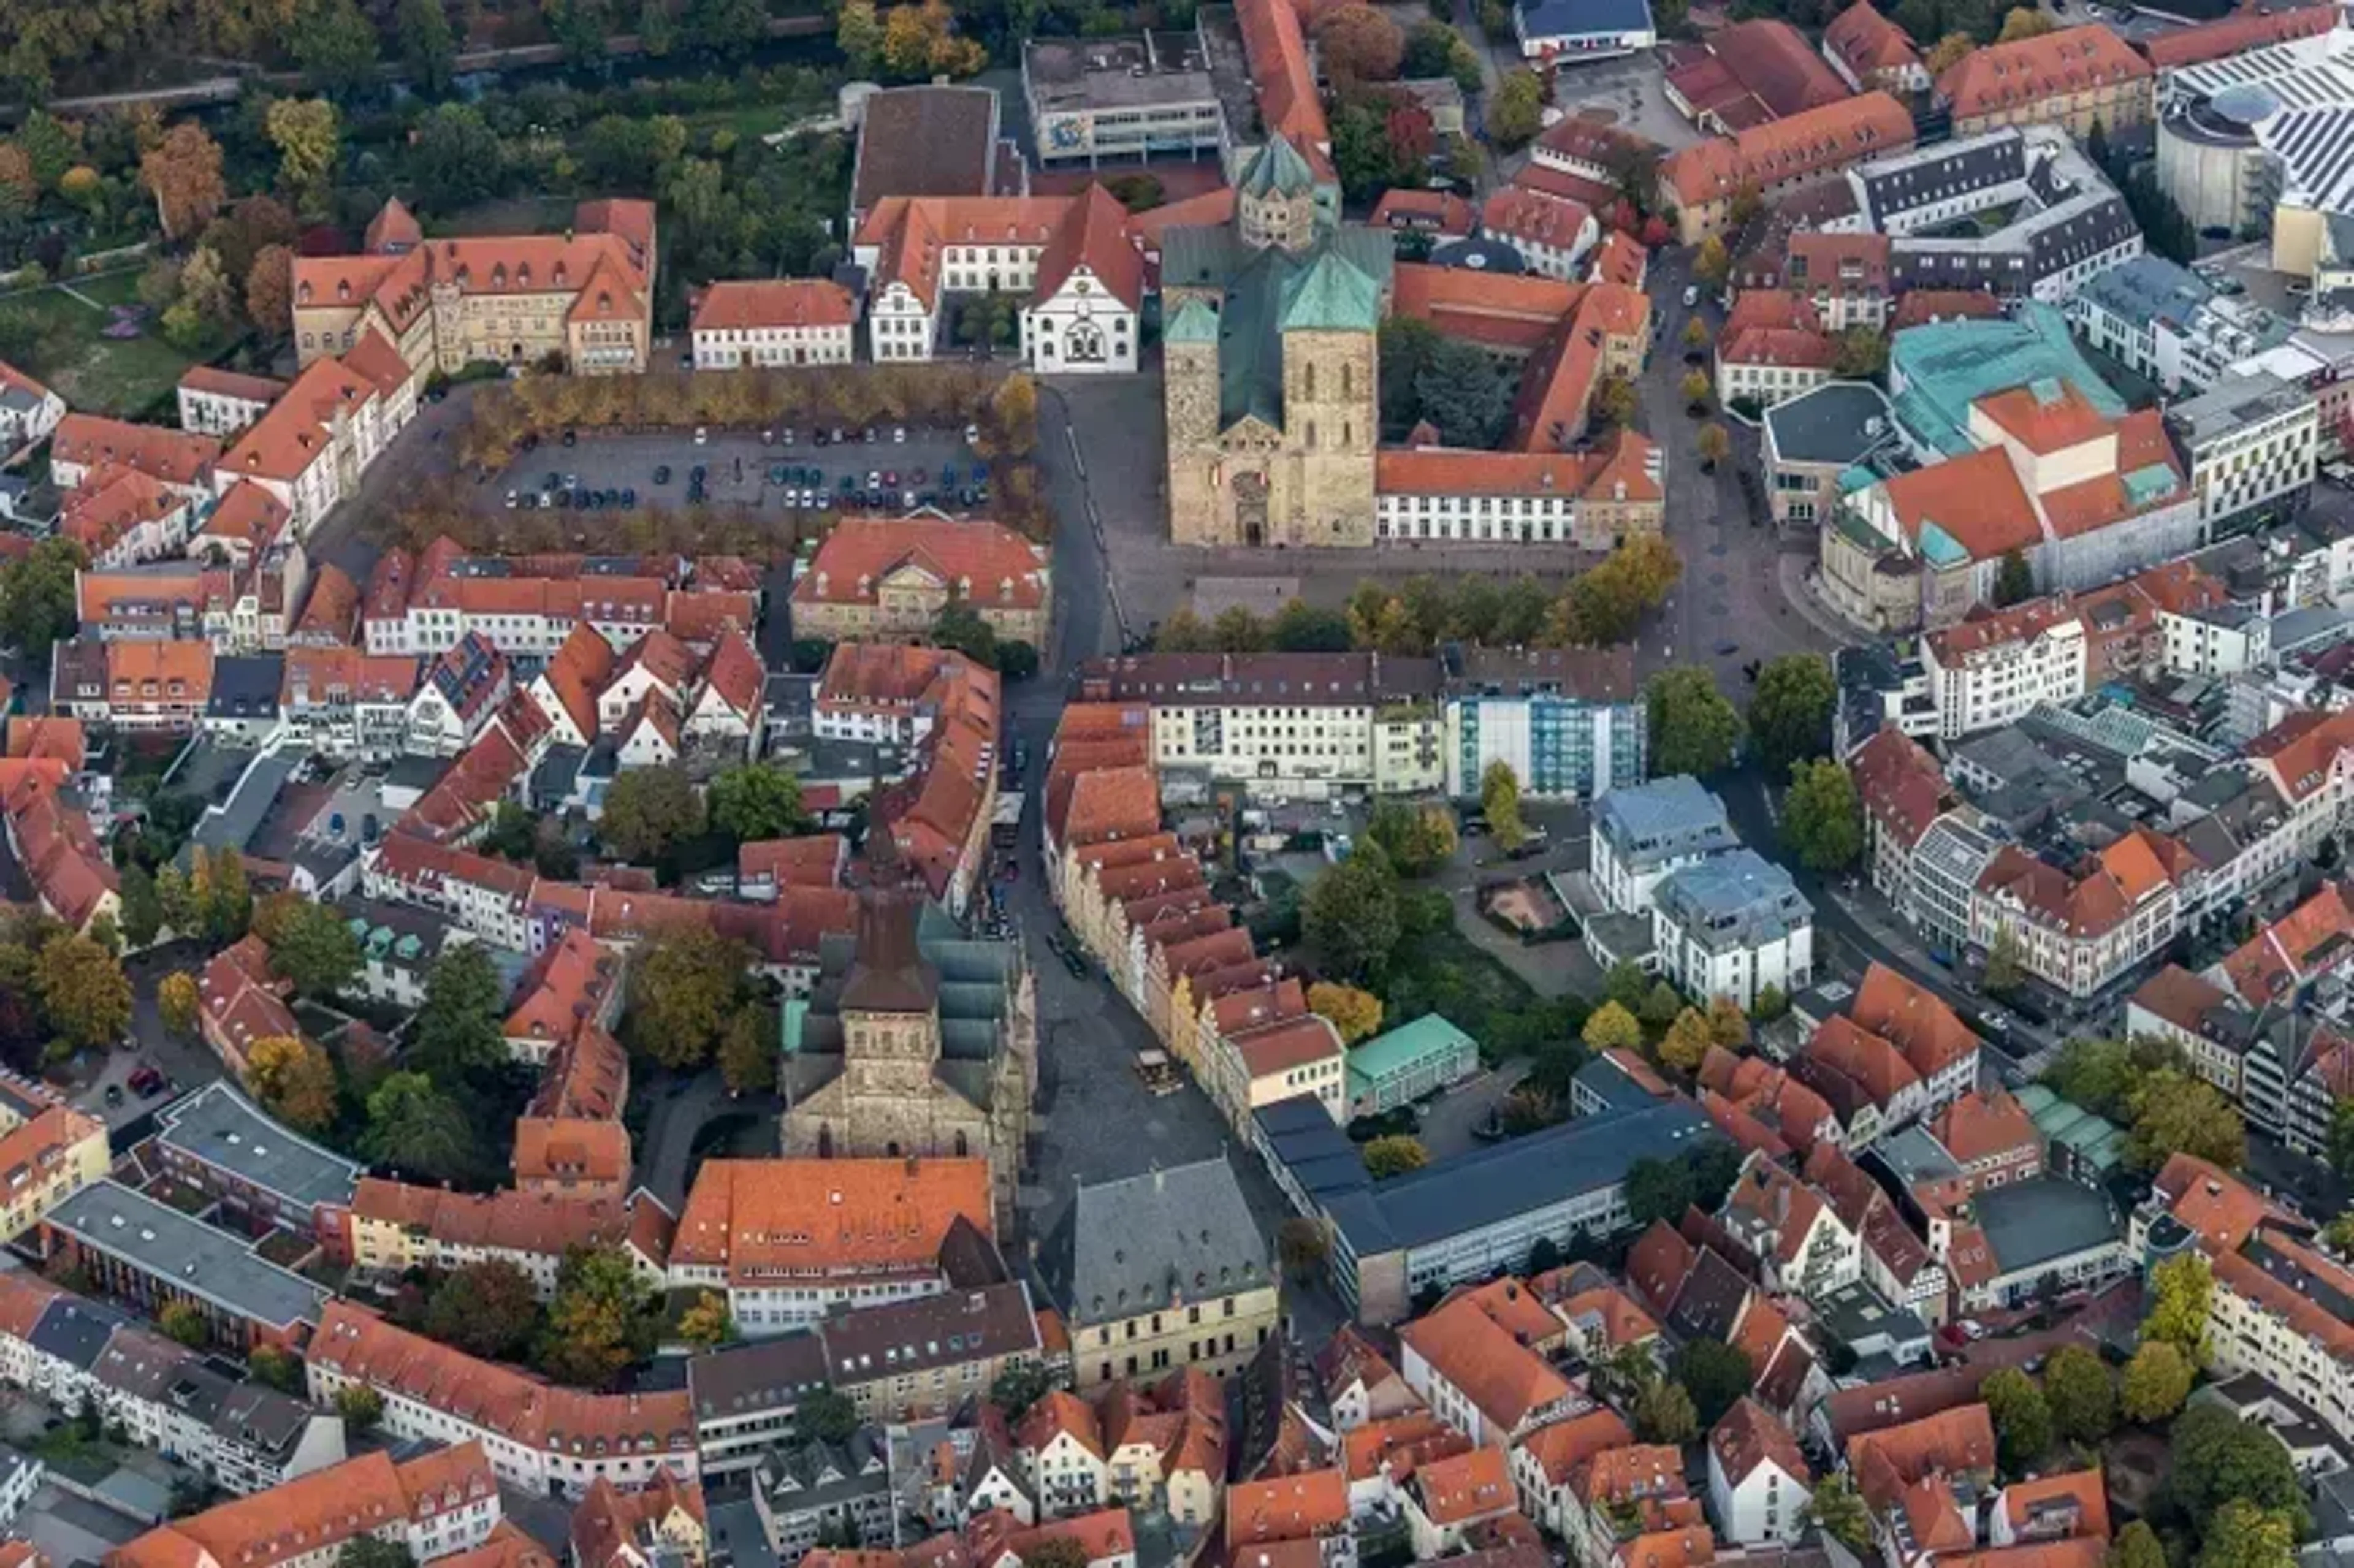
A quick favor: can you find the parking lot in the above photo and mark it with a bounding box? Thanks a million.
[484,424,996,520]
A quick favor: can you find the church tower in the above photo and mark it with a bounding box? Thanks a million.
[837,875,943,1102]
[1276,252,1381,546]
[1165,298,1226,545]
[1235,134,1320,254]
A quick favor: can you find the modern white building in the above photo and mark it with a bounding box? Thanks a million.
[2165,369,2321,535]
[1707,1400,1813,1548]
[1512,0,1657,61]
[1920,597,2088,741]
[1649,847,1815,1010]
[1590,775,1739,914]
[2068,255,2292,397]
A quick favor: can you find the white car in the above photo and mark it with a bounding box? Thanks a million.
[893,425,907,443]
[505,490,518,509]
[695,427,709,444]
[1682,285,1700,307]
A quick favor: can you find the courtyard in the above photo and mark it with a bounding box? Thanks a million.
[0,270,216,420]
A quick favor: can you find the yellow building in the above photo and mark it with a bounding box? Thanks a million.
[0,1106,113,1242]
[291,198,656,379]
[1937,26,2153,139]
[789,516,1052,649]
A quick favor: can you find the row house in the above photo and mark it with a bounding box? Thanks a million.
[1707,1399,1813,1548]
[1969,829,2184,1002]
[213,332,413,538]
[688,280,857,367]
[52,637,216,733]
[1715,1151,1860,1302]
[50,413,219,495]
[1396,1284,1582,1448]
[2247,708,2354,862]
[365,832,540,951]
[346,1178,668,1296]
[1804,1143,1950,1325]
[1510,1408,1632,1542]
[105,1444,497,1567]
[1014,1371,1226,1525]
[177,366,288,438]
[1658,91,1916,242]
[0,756,120,938]
[0,1104,110,1243]
[62,466,201,568]
[2127,956,2354,1159]
[281,645,419,761]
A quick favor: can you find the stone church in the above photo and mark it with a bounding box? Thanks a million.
[779,875,1036,1228]
[1162,132,1393,547]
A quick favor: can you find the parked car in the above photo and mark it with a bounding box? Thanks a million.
[653,464,671,484]
[695,427,710,444]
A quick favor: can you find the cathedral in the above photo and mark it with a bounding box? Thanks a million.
[779,874,1036,1230]
[1162,133,1393,547]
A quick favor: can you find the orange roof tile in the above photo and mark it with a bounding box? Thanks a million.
[798,516,1047,613]
[1852,962,1979,1081]
[691,278,856,333]
[1390,263,1584,354]
[1034,183,1146,311]
[1825,1,1923,77]
[1371,189,1477,236]
[53,414,219,487]
[2002,1469,2109,1541]
[2139,4,2334,67]
[1396,1292,1572,1431]
[1976,381,2114,455]
[1938,25,2150,120]
[1226,1470,1349,1547]
[1879,446,2041,562]
[1516,1407,1636,1483]
[1662,91,1914,208]
[1931,1088,2040,1165]
[672,1157,993,1287]
[1413,1445,1515,1526]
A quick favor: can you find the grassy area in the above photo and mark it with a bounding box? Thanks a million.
[0,281,206,419]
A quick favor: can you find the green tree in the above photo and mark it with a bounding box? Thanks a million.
[0,538,86,655]
[159,1300,208,1347]
[265,900,360,998]
[708,764,809,844]
[1981,1366,2051,1474]
[2128,1068,2245,1171]
[677,1291,735,1348]
[1752,983,1789,1022]
[17,113,76,192]
[118,866,162,948]
[2119,1339,2193,1423]
[2041,1345,2116,1445]
[1648,666,1743,777]
[362,1072,476,1184]
[1783,759,1864,873]
[36,934,131,1049]
[1808,1472,1873,1552]
[1748,654,1837,772]
[1486,68,1545,146]
[599,765,703,864]
[684,0,770,54]
[1679,369,1713,409]
[2109,1522,2166,1568]
[794,1387,861,1444]
[718,1005,775,1096]
[294,0,381,94]
[1379,316,1442,435]
[2173,1402,2307,1534]
[1583,1000,1642,1055]
[1832,328,1890,379]
[408,104,504,211]
[2198,1502,2298,1568]
[1639,981,1684,1030]
[1983,923,2025,997]
[1604,960,1650,1012]
[265,98,340,216]
[334,1384,384,1433]
[539,1244,657,1389]
[1279,1216,1332,1277]
[340,1540,413,1568]
[836,0,883,66]
[1303,844,1401,982]
[409,943,505,1086]
[1363,1134,1428,1177]
[423,1259,543,1361]
[249,1344,302,1392]
[1273,601,1355,652]
[989,1363,1054,1420]
[625,924,753,1071]
[395,0,457,90]
[2143,1251,2213,1365]
[1669,1339,1753,1426]
[1633,1377,1698,1445]
[1624,1154,1694,1227]
[1994,549,2036,607]
[934,601,1000,668]
[1414,340,1510,448]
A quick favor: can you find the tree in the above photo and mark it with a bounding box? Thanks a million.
[990,1363,1054,1420]
[1705,996,1750,1048]
[140,122,225,241]
[1278,1216,1331,1278]
[836,0,885,72]
[249,1344,302,1392]
[1638,981,1683,1030]
[159,1301,208,1347]
[795,1387,861,1444]
[1308,982,1384,1044]
[246,1036,338,1133]
[1477,759,1529,854]
[599,765,703,864]
[2119,1339,2193,1423]
[1648,667,1743,778]
[1316,4,1404,80]
[1625,1154,1697,1228]
[626,924,753,1070]
[2109,1523,2166,1568]
[16,113,76,193]
[1696,423,1731,470]
[1749,654,1838,772]
[1632,1378,1698,1445]
[709,764,809,844]
[1583,1001,1642,1055]
[1783,759,1864,873]
[1678,370,1712,410]
[718,1005,775,1097]
[340,1540,413,1568]
[1363,1135,1429,1178]
[36,934,131,1050]
[423,1260,542,1361]
[1273,601,1355,652]
[1981,1366,2051,1474]
[1994,549,2036,607]
[294,0,382,94]
[266,98,340,216]
[1983,924,2025,997]
[1415,340,1511,448]
[118,867,163,948]
[678,1291,735,1349]
[540,1245,657,1390]
[1925,31,1976,73]
[1831,327,1890,380]
[1808,1472,1873,1553]
[0,538,86,656]
[2041,1345,2116,1445]
[396,0,457,90]
[266,901,360,999]
[245,244,294,342]
[1753,983,1788,1022]
[2127,1068,2245,1171]
[1693,235,1729,286]
[1997,5,2055,39]
[2199,1501,2298,1568]
[1304,846,1402,983]
[1669,1339,1753,1426]
[1682,316,1711,354]
[2173,1402,2308,1534]
[934,601,1001,669]
[158,972,200,1037]
[334,1384,384,1433]
[409,104,505,211]
[363,1073,476,1184]
[2144,1250,2213,1364]
[1658,1008,1714,1073]
[1487,68,1545,147]
[1590,373,1640,430]
[191,845,251,948]
[409,943,505,1086]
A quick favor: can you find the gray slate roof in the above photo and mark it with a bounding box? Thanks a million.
[1973,1177,2121,1277]
[155,1081,364,1211]
[1042,1154,1270,1328]
[1764,381,1900,468]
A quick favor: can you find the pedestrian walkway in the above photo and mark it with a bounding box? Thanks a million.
[1776,552,1868,647]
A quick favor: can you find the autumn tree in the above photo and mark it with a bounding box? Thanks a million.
[36,934,131,1050]
[1363,1135,1428,1178]
[424,1259,541,1361]
[1583,1000,1642,1054]
[539,1245,658,1389]
[1679,369,1713,410]
[2120,1339,2193,1423]
[1705,995,1750,1048]
[2128,1068,2245,1171]
[1590,373,1640,430]
[1696,423,1731,470]
[335,1385,384,1432]
[1308,982,1384,1045]
[246,1036,339,1133]
[1480,759,1528,853]
[1682,316,1710,353]
[159,1301,208,1347]
[2109,1523,2166,1568]
[2197,1500,2298,1568]
[678,1291,735,1348]
[1316,5,1405,81]
[1808,1474,1872,1552]
[1983,923,2025,996]
[836,0,884,73]
[599,764,703,864]
[1925,32,1976,74]
[625,924,755,1071]
[266,98,340,216]
[1693,235,1729,286]
[2143,1251,2212,1364]
[158,971,200,1037]
[1997,6,2055,39]
[140,122,225,242]
[1279,1216,1331,1278]
[1658,1008,1713,1074]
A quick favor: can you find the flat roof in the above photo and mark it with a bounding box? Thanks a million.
[1974,1176,2122,1277]
[154,1081,365,1211]
[1346,1013,1479,1091]
[46,1180,332,1329]
[1024,33,1219,111]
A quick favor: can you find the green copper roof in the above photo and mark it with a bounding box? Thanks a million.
[1917,520,1968,567]
[1240,133,1316,198]
[1167,297,1220,344]
[1889,302,2125,458]
[1279,249,1380,333]
[2124,463,2179,506]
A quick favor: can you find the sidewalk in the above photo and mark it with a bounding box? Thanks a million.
[1775,552,1870,648]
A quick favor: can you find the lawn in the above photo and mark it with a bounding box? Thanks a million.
[0,275,206,419]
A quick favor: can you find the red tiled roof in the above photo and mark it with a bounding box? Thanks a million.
[795,516,1046,612]
[1824,0,1922,77]
[53,414,219,487]
[1880,446,2041,562]
[1662,91,1914,208]
[2139,3,2334,67]
[1938,25,2151,120]
[690,278,856,333]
